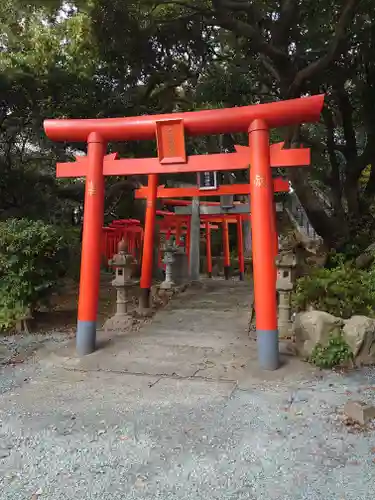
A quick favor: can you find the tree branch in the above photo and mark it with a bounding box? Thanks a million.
[300,127,346,155]
[334,85,357,157]
[358,126,375,176]
[272,0,299,49]
[289,0,360,96]
[259,54,281,81]
[216,0,260,15]
[210,0,290,67]
[332,87,374,182]
[146,0,212,16]
[322,107,342,192]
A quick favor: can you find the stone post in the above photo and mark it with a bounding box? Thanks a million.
[275,250,297,338]
[171,244,189,285]
[104,239,138,333]
[189,196,200,281]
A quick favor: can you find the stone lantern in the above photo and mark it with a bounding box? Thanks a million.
[104,239,138,332]
[275,250,297,338]
[160,237,178,290]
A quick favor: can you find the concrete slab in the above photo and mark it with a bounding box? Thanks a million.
[41,278,253,381]
[148,314,248,334]
[164,301,248,311]
[45,341,211,378]
[126,328,248,350]
[238,353,320,389]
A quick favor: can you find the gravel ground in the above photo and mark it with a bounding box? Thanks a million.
[1,281,375,499]
[0,333,70,367]
[1,360,375,500]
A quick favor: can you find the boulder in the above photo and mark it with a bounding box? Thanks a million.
[293,310,344,358]
[342,316,375,365]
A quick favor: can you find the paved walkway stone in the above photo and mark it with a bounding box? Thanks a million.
[46,279,255,381]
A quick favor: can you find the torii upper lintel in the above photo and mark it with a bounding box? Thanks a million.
[44,95,324,143]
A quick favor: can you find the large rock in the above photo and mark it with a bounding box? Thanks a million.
[293,310,344,358]
[342,316,375,365]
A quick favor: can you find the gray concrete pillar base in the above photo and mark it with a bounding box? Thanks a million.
[224,266,230,280]
[139,288,150,309]
[257,329,280,370]
[76,320,96,356]
[137,307,153,318]
[138,287,152,316]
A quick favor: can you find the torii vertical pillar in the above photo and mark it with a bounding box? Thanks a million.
[237,215,245,281]
[205,222,212,278]
[140,173,158,310]
[249,119,279,370]
[76,133,106,355]
[223,219,230,280]
[272,200,279,257]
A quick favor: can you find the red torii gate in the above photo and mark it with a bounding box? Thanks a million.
[44,95,324,370]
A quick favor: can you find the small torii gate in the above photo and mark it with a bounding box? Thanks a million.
[44,94,324,370]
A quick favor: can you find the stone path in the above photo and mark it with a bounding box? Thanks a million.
[1,279,375,499]
[49,279,255,380]
[44,279,313,383]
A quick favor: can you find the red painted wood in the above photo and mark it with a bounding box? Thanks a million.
[45,95,324,142]
[155,119,186,164]
[56,144,310,178]
[135,178,289,199]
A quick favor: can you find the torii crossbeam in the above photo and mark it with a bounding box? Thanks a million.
[56,143,309,177]
[134,177,290,199]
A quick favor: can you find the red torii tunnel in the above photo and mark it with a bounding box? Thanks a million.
[157,209,248,280]
[44,94,324,370]
[154,212,221,273]
[135,177,290,279]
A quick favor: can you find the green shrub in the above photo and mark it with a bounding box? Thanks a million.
[57,226,81,281]
[0,219,79,331]
[325,250,348,269]
[292,261,375,318]
[366,263,375,298]
[310,333,353,369]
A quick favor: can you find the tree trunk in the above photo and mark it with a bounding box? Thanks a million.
[287,168,347,248]
[344,172,361,216]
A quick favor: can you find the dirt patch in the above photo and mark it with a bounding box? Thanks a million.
[31,274,116,335]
